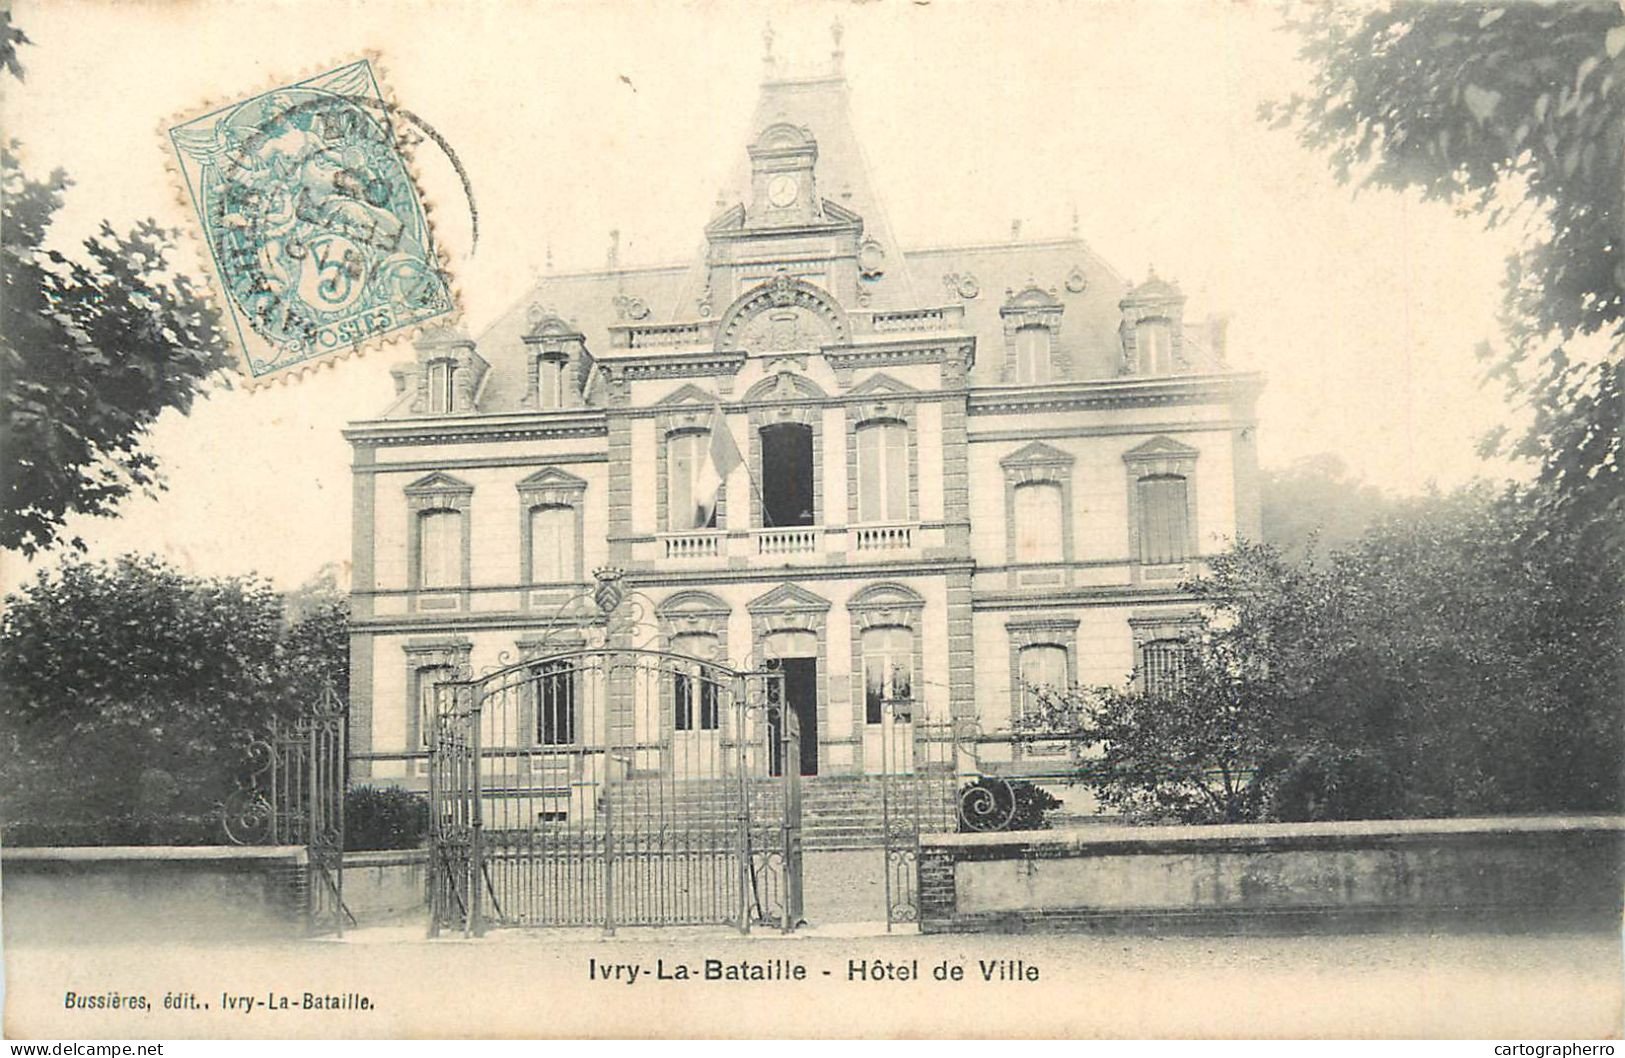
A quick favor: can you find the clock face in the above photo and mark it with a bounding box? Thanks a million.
[767,174,798,208]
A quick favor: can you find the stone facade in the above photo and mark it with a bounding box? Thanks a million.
[343,61,1263,788]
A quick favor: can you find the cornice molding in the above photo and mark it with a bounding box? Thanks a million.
[344,413,608,447]
[968,372,1264,415]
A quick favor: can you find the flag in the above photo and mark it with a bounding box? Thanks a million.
[693,404,743,528]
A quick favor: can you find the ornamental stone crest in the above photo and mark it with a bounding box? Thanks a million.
[715,274,851,353]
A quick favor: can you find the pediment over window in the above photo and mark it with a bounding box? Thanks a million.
[657,590,732,642]
[1001,284,1063,312]
[847,373,918,399]
[742,371,826,403]
[655,382,721,408]
[1001,441,1075,469]
[405,471,474,496]
[747,582,832,615]
[517,467,587,491]
[1122,435,1199,470]
[404,472,472,513]
[848,582,925,631]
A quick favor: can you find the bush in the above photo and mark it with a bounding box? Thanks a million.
[345,785,429,851]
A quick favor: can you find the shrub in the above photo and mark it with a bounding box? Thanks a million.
[344,785,429,851]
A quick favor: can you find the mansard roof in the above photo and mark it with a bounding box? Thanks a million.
[369,64,1227,419]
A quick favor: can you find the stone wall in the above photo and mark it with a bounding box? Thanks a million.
[1,846,310,945]
[343,848,428,923]
[917,815,1625,934]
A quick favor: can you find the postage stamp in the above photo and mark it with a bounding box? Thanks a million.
[167,58,455,383]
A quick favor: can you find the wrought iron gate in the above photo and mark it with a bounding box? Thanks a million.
[222,685,352,935]
[428,644,800,935]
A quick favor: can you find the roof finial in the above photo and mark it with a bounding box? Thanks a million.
[1010,218,1022,242]
[1071,204,1080,238]
[831,18,845,75]
[763,22,776,76]
[545,243,554,274]
[608,229,620,270]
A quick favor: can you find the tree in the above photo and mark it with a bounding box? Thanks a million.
[0,554,349,843]
[1262,2,1624,556]
[1261,453,1394,561]
[1033,485,1621,825]
[1,19,231,556]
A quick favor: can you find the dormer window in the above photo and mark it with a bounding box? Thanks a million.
[1014,325,1052,384]
[537,355,566,409]
[411,325,486,416]
[1138,320,1174,374]
[426,359,455,413]
[521,306,590,412]
[999,285,1065,383]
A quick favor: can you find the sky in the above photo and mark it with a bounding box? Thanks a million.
[2,0,1529,595]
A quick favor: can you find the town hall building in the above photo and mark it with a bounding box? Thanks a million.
[343,44,1263,799]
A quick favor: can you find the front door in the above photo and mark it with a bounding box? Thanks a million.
[781,657,818,776]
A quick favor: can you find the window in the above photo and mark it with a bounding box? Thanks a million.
[1142,638,1190,697]
[1139,320,1173,374]
[534,660,576,745]
[666,431,717,531]
[537,357,565,409]
[1017,644,1068,719]
[416,664,454,747]
[760,423,814,527]
[856,421,909,523]
[1014,325,1051,383]
[674,665,721,732]
[528,505,575,583]
[1012,481,1064,563]
[427,360,455,413]
[1136,474,1190,564]
[862,626,913,724]
[418,508,462,588]
[671,634,721,732]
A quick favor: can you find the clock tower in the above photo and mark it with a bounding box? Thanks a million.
[745,122,821,227]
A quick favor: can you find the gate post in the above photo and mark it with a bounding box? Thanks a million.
[427,709,440,939]
[468,685,485,938]
[735,679,751,936]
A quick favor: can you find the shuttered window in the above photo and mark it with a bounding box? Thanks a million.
[418,509,462,588]
[1142,639,1190,697]
[1013,481,1064,563]
[537,357,565,408]
[1136,475,1189,564]
[427,360,455,412]
[1014,325,1051,383]
[528,505,574,583]
[1139,320,1173,374]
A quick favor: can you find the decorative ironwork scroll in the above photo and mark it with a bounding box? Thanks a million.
[221,684,352,935]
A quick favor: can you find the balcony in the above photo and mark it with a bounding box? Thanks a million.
[661,531,725,560]
[755,528,819,556]
[853,522,915,552]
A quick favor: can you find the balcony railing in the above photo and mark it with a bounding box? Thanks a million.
[854,523,916,552]
[755,528,818,556]
[661,531,725,560]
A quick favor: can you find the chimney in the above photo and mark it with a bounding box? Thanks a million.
[1207,313,1231,363]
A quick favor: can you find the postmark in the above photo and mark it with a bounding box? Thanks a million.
[168,58,456,383]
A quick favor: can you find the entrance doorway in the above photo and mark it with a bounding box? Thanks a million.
[760,423,814,527]
[768,658,818,777]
